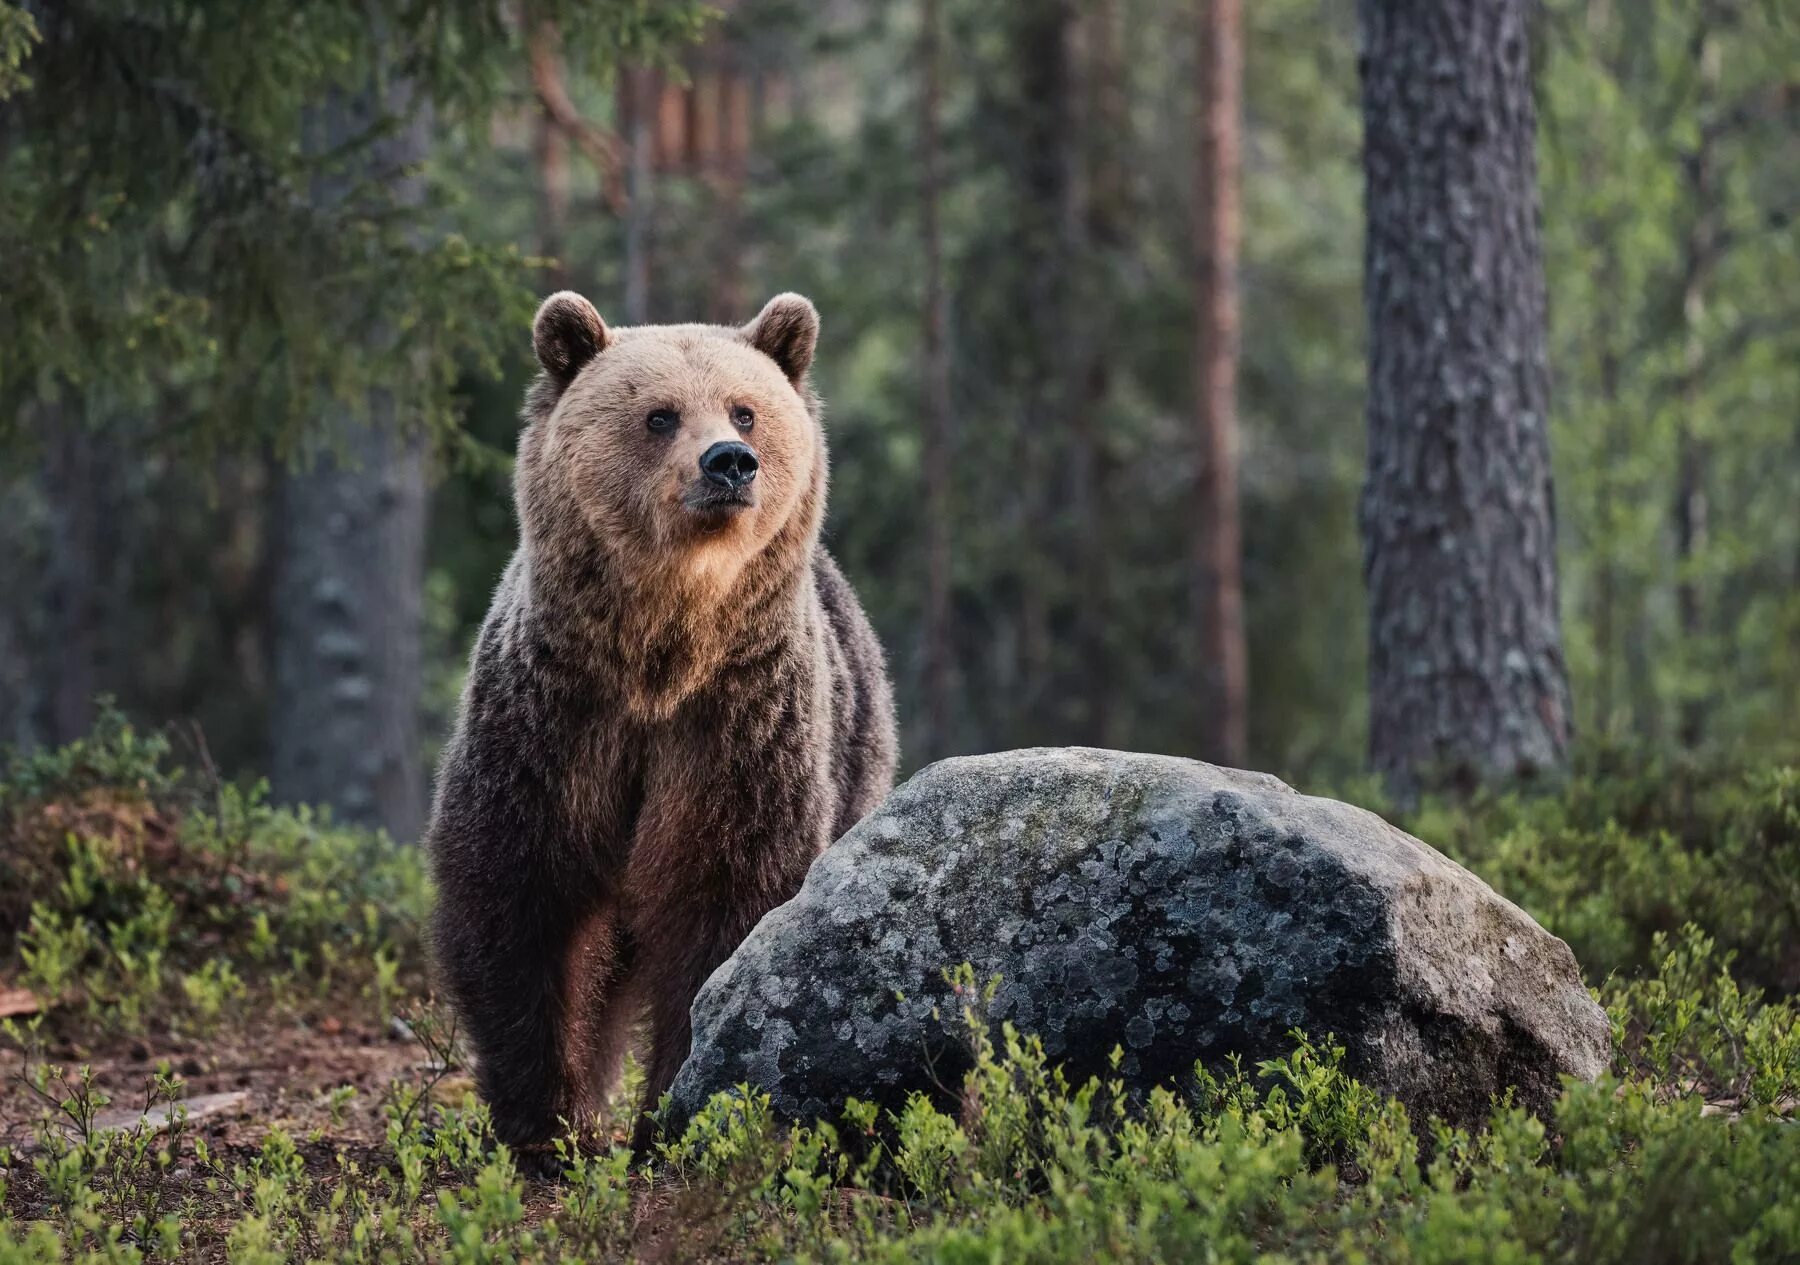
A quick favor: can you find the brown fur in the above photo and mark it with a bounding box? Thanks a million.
[425,292,897,1152]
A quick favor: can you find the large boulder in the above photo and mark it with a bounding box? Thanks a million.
[668,749,1609,1132]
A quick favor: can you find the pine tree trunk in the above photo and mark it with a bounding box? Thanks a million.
[707,58,751,324]
[0,509,39,746]
[0,401,54,749]
[1011,0,1075,745]
[38,400,135,748]
[919,0,954,760]
[1193,0,1248,767]
[529,26,572,291]
[623,67,655,325]
[1069,0,1124,748]
[1674,21,1720,750]
[1357,0,1571,793]
[1593,246,1622,738]
[270,83,430,842]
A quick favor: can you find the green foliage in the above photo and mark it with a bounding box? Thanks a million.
[0,703,176,808]
[643,950,1793,1260]
[1541,0,1800,755]
[0,707,429,1034]
[0,0,711,464]
[0,2,38,100]
[1389,752,1800,992]
[8,1062,195,1257]
[1608,925,1800,1110]
[1251,1031,1383,1170]
[2,722,1799,1258]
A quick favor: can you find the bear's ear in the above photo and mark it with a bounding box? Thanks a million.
[533,291,610,384]
[742,292,819,386]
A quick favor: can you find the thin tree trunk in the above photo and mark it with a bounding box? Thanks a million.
[0,494,40,747]
[1007,0,1075,746]
[1674,20,1719,750]
[1594,249,1622,738]
[1069,0,1124,748]
[623,67,655,325]
[529,26,572,290]
[41,402,117,744]
[0,610,38,748]
[270,81,430,842]
[0,401,55,749]
[709,64,749,323]
[919,0,954,759]
[1357,0,1572,794]
[1586,33,1625,741]
[1192,0,1248,767]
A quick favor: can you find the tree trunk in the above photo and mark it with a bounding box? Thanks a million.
[1594,246,1622,739]
[529,26,572,291]
[36,398,135,747]
[1674,20,1720,751]
[0,502,39,746]
[1069,0,1124,748]
[0,402,55,750]
[270,82,430,842]
[1010,0,1075,746]
[1192,0,1248,767]
[919,0,954,759]
[708,65,749,324]
[623,67,656,325]
[1357,0,1571,793]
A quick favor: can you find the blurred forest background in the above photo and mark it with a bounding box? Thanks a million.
[0,0,1795,844]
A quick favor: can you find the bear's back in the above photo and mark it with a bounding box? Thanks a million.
[813,549,897,839]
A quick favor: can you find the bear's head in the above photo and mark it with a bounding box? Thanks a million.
[517,291,825,595]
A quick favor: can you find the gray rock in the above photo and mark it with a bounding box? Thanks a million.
[668,748,1609,1132]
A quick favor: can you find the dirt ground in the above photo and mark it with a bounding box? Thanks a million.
[0,1011,729,1261]
[1,1018,442,1157]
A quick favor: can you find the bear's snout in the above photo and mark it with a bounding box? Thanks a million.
[699,440,759,491]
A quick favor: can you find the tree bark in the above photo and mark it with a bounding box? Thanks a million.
[623,67,655,325]
[529,26,572,290]
[1192,0,1248,767]
[1674,19,1720,751]
[1357,0,1571,793]
[1068,0,1124,748]
[0,401,55,750]
[919,0,954,760]
[270,81,430,842]
[708,60,749,324]
[34,398,136,747]
[1593,242,1622,738]
[1012,0,1076,745]
[0,498,40,746]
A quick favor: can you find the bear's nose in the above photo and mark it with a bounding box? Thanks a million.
[700,440,759,490]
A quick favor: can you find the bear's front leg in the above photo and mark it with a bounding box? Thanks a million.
[432,862,621,1150]
[628,918,743,1155]
[623,847,809,1154]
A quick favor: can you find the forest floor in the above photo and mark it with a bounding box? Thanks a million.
[0,1005,716,1258]
[1,1015,429,1162]
[2,719,1797,1260]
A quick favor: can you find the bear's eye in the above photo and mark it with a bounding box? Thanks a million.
[645,409,679,434]
[730,405,755,432]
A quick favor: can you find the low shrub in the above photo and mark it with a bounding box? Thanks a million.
[1,718,1796,1260]
[3,948,1794,1261]
[0,706,429,1036]
[1389,751,1800,993]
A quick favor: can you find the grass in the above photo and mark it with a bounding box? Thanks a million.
[0,712,1796,1261]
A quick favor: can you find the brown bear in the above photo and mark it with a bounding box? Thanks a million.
[425,291,897,1154]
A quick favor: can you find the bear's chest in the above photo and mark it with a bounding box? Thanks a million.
[626,696,832,870]
[553,710,646,864]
